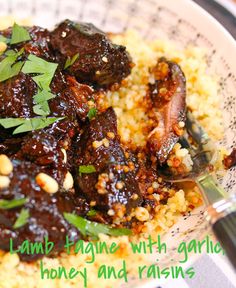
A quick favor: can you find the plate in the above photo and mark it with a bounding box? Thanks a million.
[0,0,235,287]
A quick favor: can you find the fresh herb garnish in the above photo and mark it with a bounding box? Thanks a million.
[13,208,29,229]
[22,54,58,116]
[0,117,64,135]
[87,108,97,121]
[22,54,58,89]
[64,213,132,237]
[79,165,96,175]
[0,35,10,44]
[0,198,28,209]
[87,209,97,217]
[64,53,79,69]
[10,23,31,45]
[0,48,24,82]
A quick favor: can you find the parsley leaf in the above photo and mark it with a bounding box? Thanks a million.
[64,213,132,237]
[22,54,58,90]
[87,108,97,120]
[0,48,24,82]
[87,209,97,217]
[64,53,79,69]
[22,54,58,117]
[0,35,10,44]
[0,117,65,134]
[13,208,29,229]
[79,165,96,175]
[0,198,28,209]
[10,23,31,45]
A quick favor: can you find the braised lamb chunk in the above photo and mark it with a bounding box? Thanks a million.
[15,131,69,186]
[148,57,186,163]
[75,107,142,213]
[50,75,93,121]
[0,159,88,261]
[50,20,132,87]
[0,72,37,118]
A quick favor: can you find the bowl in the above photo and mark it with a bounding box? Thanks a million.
[0,0,235,287]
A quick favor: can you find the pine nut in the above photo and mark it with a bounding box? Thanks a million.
[63,172,74,190]
[0,42,7,53]
[0,155,13,175]
[36,173,59,194]
[0,176,10,189]
[135,207,150,222]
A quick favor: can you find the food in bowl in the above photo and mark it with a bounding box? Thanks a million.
[0,18,228,287]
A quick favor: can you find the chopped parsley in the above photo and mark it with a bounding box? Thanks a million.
[0,198,28,209]
[0,117,64,135]
[13,208,29,229]
[10,23,31,45]
[87,108,97,121]
[0,48,24,82]
[64,213,132,237]
[0,35,10,44]
[87,209,97,217]
[79,165,96,175]
[22,54,58,117]
[64,53,79,69]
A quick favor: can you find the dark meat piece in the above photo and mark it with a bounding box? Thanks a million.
[75,107,142,213]
[0,72,37,118]
[223,148,236,169]
[148,58,186,163]
[0,159,89,262]
[50,20,132,87]
[1,26,55,61]
[50,75,93,121]
[15,131,68,185]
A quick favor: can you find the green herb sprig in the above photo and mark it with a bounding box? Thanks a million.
[64,213,132,237]
[79,165,96,176]
[13,208,29,229]
[0,117,64,135]
[0,198,28,209]
[10,23,31,45]
[64,53,79,69]
[22,54,58,116]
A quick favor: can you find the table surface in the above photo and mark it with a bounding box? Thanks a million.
[160,1,236,288]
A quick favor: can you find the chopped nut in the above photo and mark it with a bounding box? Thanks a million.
[123,166,130,173]
[0,154,13,176]
[102,56,108,63]
[0,176,10,189]
[63,172,74,190]
[135,207,150,222]
[92,140,103,149]
[131,193,138,200]
[152,181,159,189]
[0,42,7,53]
[102,138,110,148]
[36,173,59,194]
[116,181,124,190]
[107,209,115,216]
[178,121,185,128]
[107,132,115,139]
[90,201,96,206]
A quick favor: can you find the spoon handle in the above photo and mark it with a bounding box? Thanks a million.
[196,173,236,269]
[212,209,236,269]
